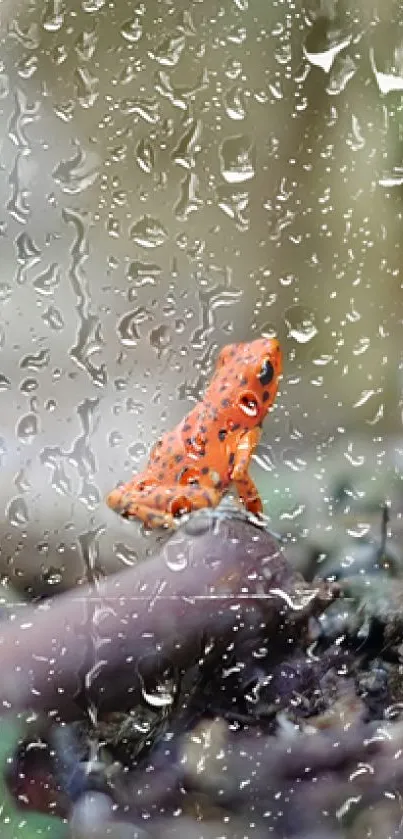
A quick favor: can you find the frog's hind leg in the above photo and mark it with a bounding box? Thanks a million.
[106,476,158,516]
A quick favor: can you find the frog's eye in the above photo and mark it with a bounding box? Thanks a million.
[258,357,275,386]
[239,392,259,417]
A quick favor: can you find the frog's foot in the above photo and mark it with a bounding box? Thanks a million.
[243,495,263,516]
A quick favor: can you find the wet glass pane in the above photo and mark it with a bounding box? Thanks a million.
[0,0,402,833]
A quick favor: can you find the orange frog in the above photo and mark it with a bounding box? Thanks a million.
[107,337,282,529]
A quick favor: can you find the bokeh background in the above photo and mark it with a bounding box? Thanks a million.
[0,0,401,590]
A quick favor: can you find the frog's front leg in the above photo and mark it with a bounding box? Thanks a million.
[230,427,263,515]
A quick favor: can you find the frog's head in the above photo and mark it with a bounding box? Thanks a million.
[214,337,282,428]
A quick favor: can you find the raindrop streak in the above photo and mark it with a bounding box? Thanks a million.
[63,208,107,387]
[41,398,100,508]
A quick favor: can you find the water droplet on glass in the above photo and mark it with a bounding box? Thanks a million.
[82,0,105,11]
[216,184,250,230]
[16,413,39,444]
[79,480,100,510]
[138,654,177,708]
[378,168,403,188]
[326,54,357,95]
[53,143,101,193]
[284,305,318,344]
[0,73,9,98]
[172,119,202,169]
[33,263,61,295]
[227,25,246,45]
[42,0,65,31]
[0,375,11,391]
[42,305,64,330]
[370,41,403,94]
[20,349,50,370]
[149,324,172,355]
[75,29,98,61]
[108,431,123,447]
[303,19,352,73]
[130,215,167,248]
[219,135,255,183]
[164,546,188,572]
[140,682,176,708]
[41,566,63,586]
[128,441,147,461]
[113,542,138,566]
[346,114,365,152]
[17,54,38,79]
[75,66,99,108]
[20,377,38,394]
[117,307,150,346]
[6,496,29,527]
[175,172,203,220]
[135,138,155,174]
[149,34,186,67]
[0,283,12,303]
[224,85,246,120]
[15,231,41,284]
[127,260,161,286]
[121,16,143,43]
